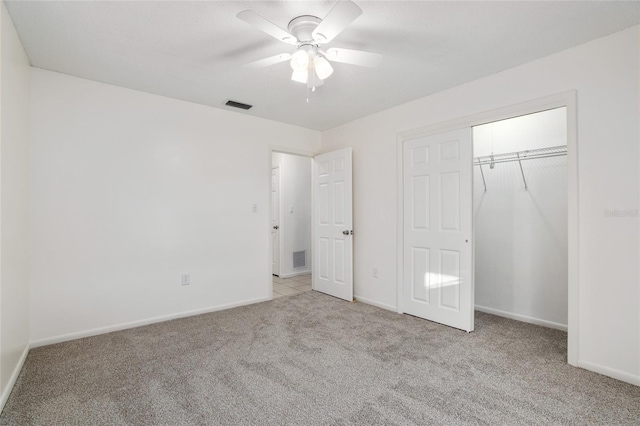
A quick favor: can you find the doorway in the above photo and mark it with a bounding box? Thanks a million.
[269,147,354,302]
[271,151,313,298]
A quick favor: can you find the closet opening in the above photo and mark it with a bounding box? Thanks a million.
[472,107,568,335]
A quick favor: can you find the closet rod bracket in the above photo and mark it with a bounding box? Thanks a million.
[479,164,487,192]
[517,152,528,190]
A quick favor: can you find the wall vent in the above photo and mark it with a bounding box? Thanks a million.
[292,251,306,269]
[223,99,253,110]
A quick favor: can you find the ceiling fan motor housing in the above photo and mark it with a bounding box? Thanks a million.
[288,15,322,44]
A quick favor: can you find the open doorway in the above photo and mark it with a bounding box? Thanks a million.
[271,152,313,298]
[472,107,568,331]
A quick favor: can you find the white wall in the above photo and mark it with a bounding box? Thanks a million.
[29,69,320,345]
[0,1,31,405]
[473,111,568,328]
[321,27,639,384]
[271,152,312,277]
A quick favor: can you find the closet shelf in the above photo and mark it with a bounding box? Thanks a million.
[474,145,567,166]
[474,145,567,192]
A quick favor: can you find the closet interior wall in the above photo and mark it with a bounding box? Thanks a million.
[473,108,568,330]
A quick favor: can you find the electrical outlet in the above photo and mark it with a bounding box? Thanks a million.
[252,203,258,213]
[181,273,190,286]
[373,267,379,278]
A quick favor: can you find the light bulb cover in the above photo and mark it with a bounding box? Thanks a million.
[313,56,334,80]
[291,68,308,84]
[290,50,310,72]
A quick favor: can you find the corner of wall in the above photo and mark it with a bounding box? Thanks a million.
[0,0,32,409]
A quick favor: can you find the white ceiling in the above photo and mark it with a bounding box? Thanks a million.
[5,1,639,131]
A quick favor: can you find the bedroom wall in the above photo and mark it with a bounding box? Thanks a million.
[28,69,320,345]
[321,26,639,384]
[0,1,31,406]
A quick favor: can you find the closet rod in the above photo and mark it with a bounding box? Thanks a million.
[473,145,566,191]
[474,145,567,166]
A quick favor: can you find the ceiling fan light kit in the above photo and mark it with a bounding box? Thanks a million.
[237,0,382,91]
[313,56,334,80]
[290,49,310,72]
[291,68,309,84]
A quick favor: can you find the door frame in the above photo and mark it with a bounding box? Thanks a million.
[396,91,578,366]
[267,145,316,298]
[271,165,281,277]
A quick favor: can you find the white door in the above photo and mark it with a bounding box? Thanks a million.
[313,148,353,301]
[403,128,474,332]
[271,166,280,276]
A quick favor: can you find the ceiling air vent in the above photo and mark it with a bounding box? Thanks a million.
[223,99,253,110]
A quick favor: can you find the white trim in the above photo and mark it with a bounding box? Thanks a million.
[355,295,397,312]
[565,93,579,367]
[578,360,640,387]
[396,135,404,315]
[397,93,576,141]
[271,164,282,276]
[271,145,316,158]
[277,270,311,278]
[30,296,271,348]
[0,344,30,413]
[311,156,317,291]
[396,91,579,364]
[475,305,568,332]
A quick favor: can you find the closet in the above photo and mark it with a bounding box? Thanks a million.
[472,108,568,330]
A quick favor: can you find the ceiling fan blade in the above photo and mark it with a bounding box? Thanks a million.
[312,0,362,44]
[245,53,292,69]
[237,10,298,45]
[325,48,382,67]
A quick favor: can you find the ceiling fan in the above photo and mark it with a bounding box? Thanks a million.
[237,0,382,89]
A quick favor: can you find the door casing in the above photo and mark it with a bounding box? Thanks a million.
[271,166,281,276]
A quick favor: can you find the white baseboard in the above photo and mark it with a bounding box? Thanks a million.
[475,305,568,332]
[578,360,640,387]
[354,295,397,312]
[277,270,311,278]
[0,344,29,414]
[30,296,271,348]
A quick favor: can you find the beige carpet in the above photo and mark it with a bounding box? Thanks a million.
[2,291,639,425]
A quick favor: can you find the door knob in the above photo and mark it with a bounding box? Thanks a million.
[273,225,279,230]
[342,230,349,235]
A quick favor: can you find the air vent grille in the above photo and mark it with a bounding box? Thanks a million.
[224,100,253,110]
[292,251,307,269]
